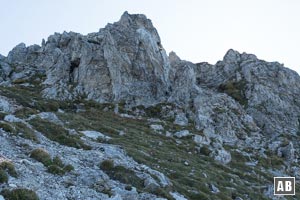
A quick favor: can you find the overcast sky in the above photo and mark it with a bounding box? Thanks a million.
[1,0,300,73]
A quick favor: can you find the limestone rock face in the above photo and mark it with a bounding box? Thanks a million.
[6,12,170,106]
[195,49,300,139]
[168,51,200,107]
[0,55,12,84]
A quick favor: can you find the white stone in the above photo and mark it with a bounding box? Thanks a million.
[9,183,17,188]
[193,134,211,145]
[169,192,188,200]
[119,130,126,136]
[81,130,111,140]
[37,112,63,125]
[174,130,190,138]
[0,98,12,113]
[214,149,231,164]
[4,114,23,123]
[165,131,172,137]
[210,184,220,193]
[150,124,164,131]
[174,113,188,126]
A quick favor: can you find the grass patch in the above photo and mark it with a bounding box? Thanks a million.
[29,117,91,150]
[0,121,38,141]
[30,148,52,166]
[30,148,74,175]
[219,80,247,106]
[14,122,38,141]
[100,160,144,190]
[0,121,15,133]
[0,169,8,183]
[0,161,18,178]
[99,159,173,199]
[1,188,39,200]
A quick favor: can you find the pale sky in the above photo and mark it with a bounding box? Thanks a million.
[1,0,300,73]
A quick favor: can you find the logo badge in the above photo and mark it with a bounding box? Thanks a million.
[274,177,295,195]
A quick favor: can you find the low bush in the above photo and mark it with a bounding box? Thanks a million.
[30,149,52,166]
[0,161,18,177]
[30,148,74,175]
[200,146,211,156]
[99,160,114,171]
[0,169,8,183]
[47,165,64,175]
[1,188,39,200]
[219,81,247,106]
[99,160,144,191]
[0,122,15,133]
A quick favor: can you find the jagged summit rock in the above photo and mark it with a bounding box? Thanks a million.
[196,49,300,138]
[5,11,171,106]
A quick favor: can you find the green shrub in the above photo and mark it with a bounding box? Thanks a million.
[100,162,144,191]
[125,185,132,191]
[0,161,17,177]
[0,122,15,133]
[0,112,6,120]
[63,164,74,172]
[30,149,52,167]
[1,188,39,200]
[151,187,173,199]
[219,81,247,106]
[52,156,64,167]
[200,146,211,156]
[100,160,114,171]
[14,122,38,142]
[14,107,38,118]
[0,169,8,183]
[47,165,64,175]
[30,148,74,175]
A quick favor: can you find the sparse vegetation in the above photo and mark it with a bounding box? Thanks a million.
[200,145,211,156]
[55,103,289,200]
[1,188,39,200]
[98,160,173,198]
[30,148,74,175]
[0,83,297,199]
[0,121,15,133]
[0,169,8,183]
[99,159,114,171]
[30,148,52,166]
[219,80,248,106]
[29,117,91,150]
[0,161,18,178]
[14,122,38,141]
[0,112,6,120]
[100,160,143,189]
[0,120,38,141]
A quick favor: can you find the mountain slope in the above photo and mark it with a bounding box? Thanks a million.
[0,11,300,200]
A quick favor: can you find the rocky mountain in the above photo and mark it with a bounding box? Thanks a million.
[0,11,300,200]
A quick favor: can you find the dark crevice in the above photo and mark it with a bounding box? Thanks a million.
[69,58,80,83]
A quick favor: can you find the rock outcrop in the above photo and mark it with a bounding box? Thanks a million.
[4,12,170,106]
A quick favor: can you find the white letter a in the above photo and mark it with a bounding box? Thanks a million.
[277,181,284,191]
